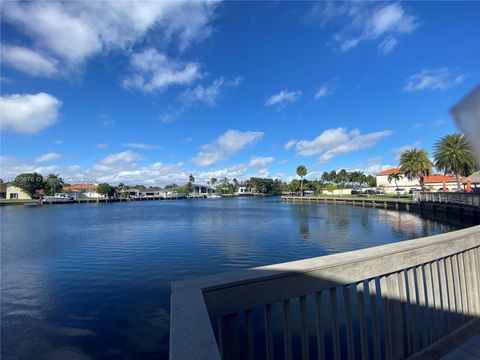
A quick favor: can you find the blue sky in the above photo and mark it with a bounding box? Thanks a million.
[1,1,479,186]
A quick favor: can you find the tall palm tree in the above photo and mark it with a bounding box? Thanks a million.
[210,177,217,188]
[433,134,475,189]
[388,172,403,197]
[296,165,307,196]
[337,169,348,195]
[399,148,433,189]
[189,174,195,183]
[45,174,64,195]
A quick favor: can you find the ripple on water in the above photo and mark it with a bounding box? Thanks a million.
[1,198,476,360]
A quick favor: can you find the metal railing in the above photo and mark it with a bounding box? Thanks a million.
[414,192,480,207]
[170,226,480,360]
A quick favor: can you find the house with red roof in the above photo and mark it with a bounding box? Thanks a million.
[376,168,464,193]
[63,184,101,199]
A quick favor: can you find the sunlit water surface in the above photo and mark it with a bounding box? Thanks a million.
[1,197,476,359]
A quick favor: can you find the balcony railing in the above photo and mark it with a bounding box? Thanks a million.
[170,225,480,360]
[414,191,480,207]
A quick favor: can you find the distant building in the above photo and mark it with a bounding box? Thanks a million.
[190,183,213,196]
[63,184,101,198]
[0,183,31,200]
[123,188,161,198]
[376,168,464,193]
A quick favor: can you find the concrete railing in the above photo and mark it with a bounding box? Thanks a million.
[170,226,480,360]
[414,192,480,207]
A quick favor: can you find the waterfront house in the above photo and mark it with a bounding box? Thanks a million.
[63,184,101,199]
[126,188,165,199]
[190,183,214,196]
[376,168,463,193]
[0,183,31,200]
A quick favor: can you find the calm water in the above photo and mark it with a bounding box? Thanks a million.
[1,197,476,359]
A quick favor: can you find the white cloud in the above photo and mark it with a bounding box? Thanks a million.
[192,129,264,166]
[435,119,446,126]
[1,45,59,77]
[92,150,143,173]
[393,141,421,160]
[314,84,333,99]
[265,90,301,107]
[0,153,278,187]
[53,140,64,145]
[404,68,466,92]
[122,143,161,150]
[1,1,217,77]
[34,152,63,163]
[180,77,242,106]
[0,92,62,134]
[293,127,392,163]
[284,140,297,151]
[410,123,422,130]
[249,156,275,168]
[122,48,201,92]
[313,2,418,54]
[378,36,397,56]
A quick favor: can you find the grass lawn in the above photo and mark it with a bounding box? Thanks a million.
[0,199,37,204]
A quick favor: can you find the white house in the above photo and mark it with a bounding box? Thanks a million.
[190,183,214,196]
[376,168,464,193]
[63,184,101,198]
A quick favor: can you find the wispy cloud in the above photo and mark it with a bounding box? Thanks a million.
[95,143,109,150]
[265,90,301,107]
[180,77,242,106]
[122,49,201,93]
[1,45,58,77]
[35,152,63,163]
[284,140,297,151]
[192,129,264,166]
[314,84,333,99]
[0,92,62,134]
[378,36,398,56]
[289,127,392,164]
[309,2,418,55]
[122,143,161,150]
[410,123,422,130]
[404,68,466,92]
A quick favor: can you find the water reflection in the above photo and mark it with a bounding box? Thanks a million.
[1,198,477,360]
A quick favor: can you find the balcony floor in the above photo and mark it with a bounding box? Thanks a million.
[441,332,480,359]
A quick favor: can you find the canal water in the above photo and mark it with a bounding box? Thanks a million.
[1,197,477,359]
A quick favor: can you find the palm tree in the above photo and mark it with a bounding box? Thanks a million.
[296,165,307,196]
[399,148,433,189]
[44,174,64,195]
[433,134,475,189]
[337,169,348,196]
[210,177,217,188]
[388,172,403,197]
[189,174,195,183]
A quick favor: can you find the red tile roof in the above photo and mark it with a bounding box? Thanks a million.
[63,184,97,192]
[376,168,400,175]
[424,175,462,183]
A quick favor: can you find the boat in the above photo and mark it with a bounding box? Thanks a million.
[24,202,40,206]
[42,193,74,203]
[206,194,222,199]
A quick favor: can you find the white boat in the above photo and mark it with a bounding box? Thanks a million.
[206,194,222,199]
[42,193,74,203]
